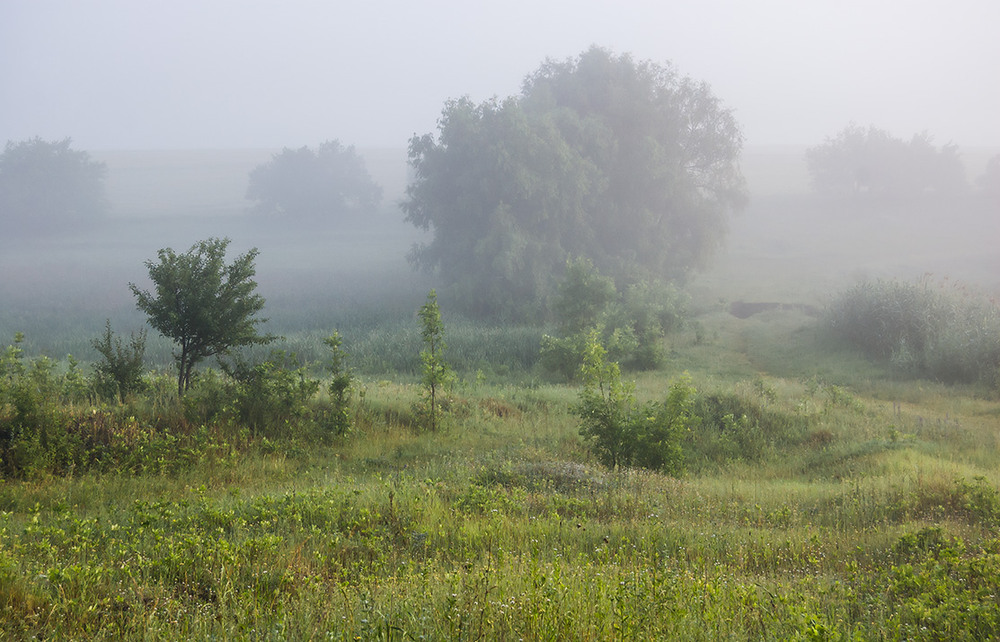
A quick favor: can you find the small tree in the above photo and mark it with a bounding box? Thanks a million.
[130,238,275,396]
[576,331,634,469]
[552,257,617,336]
[575,330,692,474]
[418,290,451,431]
[91,320,147,402]
[324,331,353,435]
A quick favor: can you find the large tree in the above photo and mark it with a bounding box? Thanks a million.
[246,140,382,219]
[0,137,108,235]
[403,46,747,320]
[130,238,275,396]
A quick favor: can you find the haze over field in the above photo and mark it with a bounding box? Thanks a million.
[3,0,999,150]
[1,0,998,362]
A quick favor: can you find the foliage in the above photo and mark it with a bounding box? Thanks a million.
[552,257,617,336]
[687,387,809,469]
[883,532,1000,639]
[0,137,108,235]
[0,334,63,477]
[404,46,746,320]
[246,140,382,219]
[806,124,966,197]
[541,258,687,379]
[8,301,1000,638]
[417,290,452,431]
[91,320,147,402]
[223,352,320,438]
[323,331,353,435]
[130,237,276,396]
[825,276,1000,385]
[574,330,691,473]
[1,335,179,478]
[612,279,688,368]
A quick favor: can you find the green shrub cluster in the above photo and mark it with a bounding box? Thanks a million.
[0,334,355,479]
[687,389,809,469]
[541,258,687,380]
[877,529,1000,639]
[0,336,240,478]
[825,277,1000,385]
[222,351,321,436]
[1,334,90,477]
[574,331,694,474]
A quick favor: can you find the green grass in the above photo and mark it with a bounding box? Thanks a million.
[3,359,1000,638]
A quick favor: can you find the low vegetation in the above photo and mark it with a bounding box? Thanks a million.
[3,261,1000,637]
[2,125,999,637]
[825,275,1000,386]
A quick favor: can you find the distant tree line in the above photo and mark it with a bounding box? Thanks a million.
[806,124,967,197]
[245,140,382,220]
[0,137,108,236]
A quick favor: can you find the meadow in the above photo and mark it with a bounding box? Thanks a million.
[1,147,999,639]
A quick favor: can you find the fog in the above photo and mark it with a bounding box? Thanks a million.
[3,1,999,150]
[2,1,999,365]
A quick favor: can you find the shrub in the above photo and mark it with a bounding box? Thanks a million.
[825,277,1000,385]
[0,335,78,476]
[574,331,692,474]
[541,259,687,380]
[224,351,319,437]
[91,320,147,402]
[323,331,353,435]
[688,390,808,467]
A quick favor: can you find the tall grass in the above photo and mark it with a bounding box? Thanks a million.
[825,276,1000,386]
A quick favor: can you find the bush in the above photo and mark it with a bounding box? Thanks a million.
[223,351,320,437]
[825,277,1000,385]
[541,258,687,380]
[323,331,353,435]
[574,331,693,474]
[1,335,78,476]
[687,390,808,467]
[91,320,147,402]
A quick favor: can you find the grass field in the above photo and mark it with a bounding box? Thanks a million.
[2,147,1000,639]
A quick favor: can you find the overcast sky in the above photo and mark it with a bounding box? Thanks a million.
[3,0,998,151]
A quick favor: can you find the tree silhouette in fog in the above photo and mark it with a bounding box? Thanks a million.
[0,137,108,236]
[246,141,382,220]
[403,46,747,321]
[806,124,966,197]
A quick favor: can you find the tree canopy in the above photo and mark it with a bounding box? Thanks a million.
[130,238,275,396]
[403,46,747,321]
[246,140,382,219]
[0,137,108,235]
[806,124,966,197]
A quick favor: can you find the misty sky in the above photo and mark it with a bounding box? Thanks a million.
[3,0,999,151]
